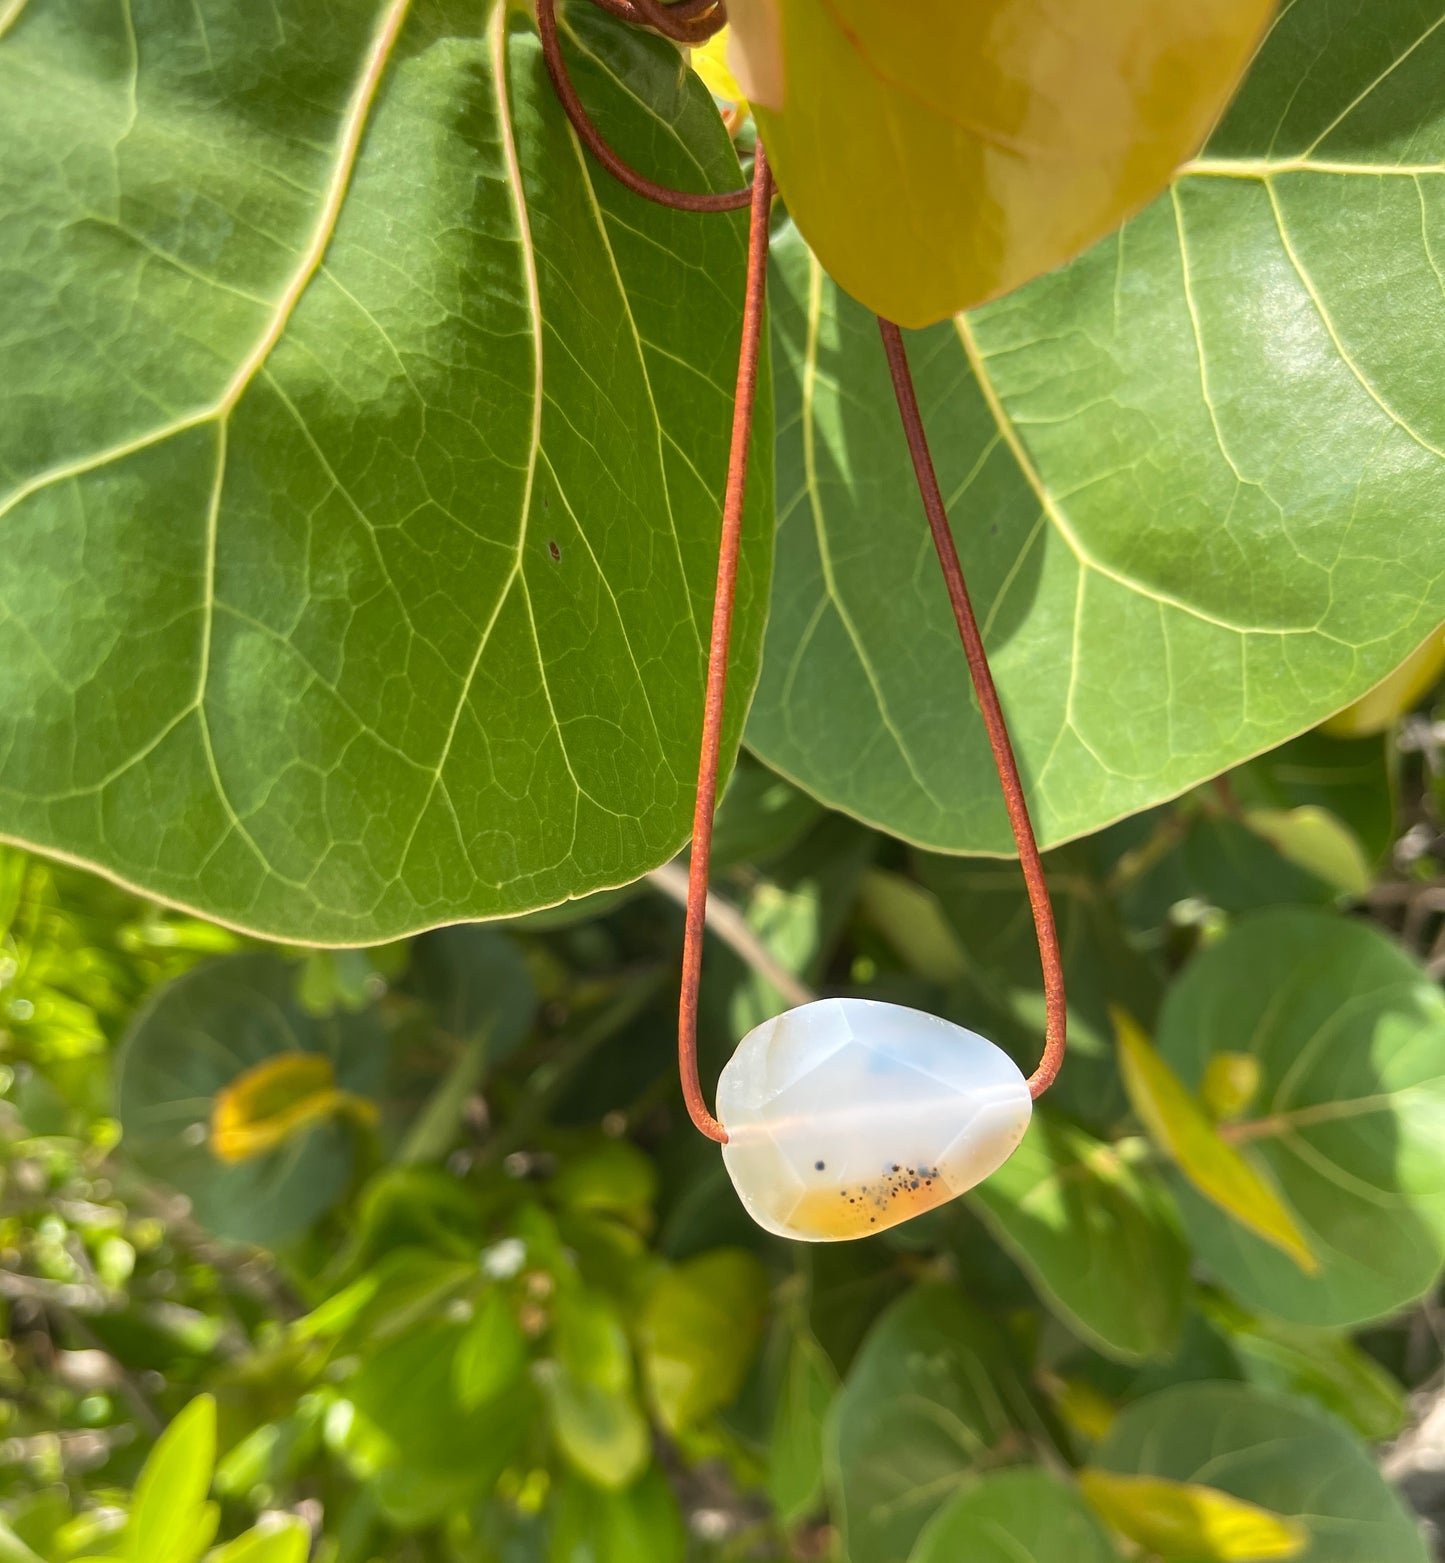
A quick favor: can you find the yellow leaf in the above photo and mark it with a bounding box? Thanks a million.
[739,0,1275,326]
[1243,806,1372,898]
[1112,1009,1317,1274]
[691,27,745,108]
[1321,625,1445,737]
[1037,1370,1117,1444]
[209,1052,376,1164]
[1080,1470,1307,1561]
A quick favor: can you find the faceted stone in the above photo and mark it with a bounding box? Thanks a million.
[716,997,1032,1241]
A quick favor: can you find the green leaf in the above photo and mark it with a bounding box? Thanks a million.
[205,1520,309,1563]
[910,1470,1122,1563]
[748,0,1445,855]
[970,1114,1189,1363]
[116,952,384,1244]
[1322,625,1445,736]
[128,1395,216,1563]
[1097,1384,1429,1563]
[453,1289,529,1411]
[0,0,771,942]
[536,1364,651,1492]
[638,1249,770,1434]
[1156,909,1445,1326]
[548,1468,685,1563]
[827,1284,1041,1563]
[1204,1301,1408,1442]
[855,870,969,986]
[767,1328,837,1525]
[740,0,1272,325]
[1114,1007,1318,1274]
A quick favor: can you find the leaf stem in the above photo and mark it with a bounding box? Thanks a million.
[538,0,749,211]
[676,146,774,1143]
[876,318,1067,1101]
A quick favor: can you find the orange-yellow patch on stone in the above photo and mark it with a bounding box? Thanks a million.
[785,1164,950,1240]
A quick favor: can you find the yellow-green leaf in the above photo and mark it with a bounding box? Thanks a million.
[128,1395,217,1563]
[209,1051,376,1165]
[1112,1010,1317,1274]
[1080,1469,1307,1561]
[1322,624,1445,737]
[1200,1053,1261,1123]
[741,0,1275,326]
[691,27,745,107]
[1242,806,1372,898]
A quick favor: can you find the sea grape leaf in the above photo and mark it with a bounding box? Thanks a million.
[748,0,1445,854]
[827,1284,1042,1563]
[969,1114,1189,1363]
[1097,1384,1429,1563]
[738,0,1273,326]
[0,0,770,942]
[116,952,385,1244]
[910,1470,1122,1563]
[1156,909,1445,1327]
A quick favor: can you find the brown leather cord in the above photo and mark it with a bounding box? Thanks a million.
[877,318,1067,1101]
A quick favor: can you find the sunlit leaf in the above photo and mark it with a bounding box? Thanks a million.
[1200,1052,1262,1122]
[205,1520,310,1563]
[1113,1008,1317,1274]
[0,0,771,942]
[740,0,1273,325]
[639,1249,769,1434]
[913,1470,1122,1563]
[1081,1470,1306,1560]
[750,0,1445,855]
[128,1395,216,1563]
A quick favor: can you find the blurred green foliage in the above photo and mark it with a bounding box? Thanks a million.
[2,679,1444,1563]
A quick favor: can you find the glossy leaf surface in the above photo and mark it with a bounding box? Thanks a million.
[0,0,770,942]
[743,0,1273,326]
[749,0,1445,854]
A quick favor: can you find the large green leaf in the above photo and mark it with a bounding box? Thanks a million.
[910,1470,1121,1563]
[748,0,1445,852]
[970,1115,1189,1363]
[826,1284,1041,1563]
[1097,1384,1428,1563]
[1156,909,1445,1327]
[0,0,770,941]
[116,952,384,1244]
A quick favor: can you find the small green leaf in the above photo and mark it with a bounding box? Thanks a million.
[911,1470,1122,1563]
[536,1363,651,1492]
[128,1395,216,1563]
[1080,1470,1307,1561]
[970,1114,1189,1363]
[767,1329,837,1524]
[551,1140,658,1232]
[205,1519,309,1563]
[1113,1008,1318,1274]
[453,1290,528,1411]
[638,1250,770,1434]
[855,870,969,986]
[548,1468,685,1563]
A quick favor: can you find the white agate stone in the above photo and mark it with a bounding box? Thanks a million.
[716,997,1031,1241]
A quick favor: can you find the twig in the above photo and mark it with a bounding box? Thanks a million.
[648,862,816,1009]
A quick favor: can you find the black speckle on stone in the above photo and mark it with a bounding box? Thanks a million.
[815,1160,825,1171]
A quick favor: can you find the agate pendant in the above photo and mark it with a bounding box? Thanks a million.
[716,997,1031,1241]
